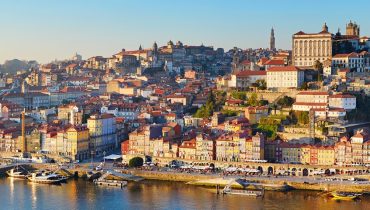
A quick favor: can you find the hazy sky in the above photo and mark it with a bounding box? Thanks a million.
[0,0,369,63]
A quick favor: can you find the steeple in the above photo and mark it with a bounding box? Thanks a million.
[139,44,143,51]
[270,27,276,51]
[153,41,158,52]
[322,22,328,32]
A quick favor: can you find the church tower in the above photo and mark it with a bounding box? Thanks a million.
[270,28,276,51]
[346,21,360,36]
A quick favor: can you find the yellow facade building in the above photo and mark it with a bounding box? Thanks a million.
[66,126,90,161]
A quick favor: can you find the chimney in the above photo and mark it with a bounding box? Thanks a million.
[21,109,26,152]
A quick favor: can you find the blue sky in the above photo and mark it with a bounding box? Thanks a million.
[0,0,369,63]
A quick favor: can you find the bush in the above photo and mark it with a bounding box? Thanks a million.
[277,96,294,107]
[129,157,144,167]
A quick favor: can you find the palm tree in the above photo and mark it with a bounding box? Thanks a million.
[272,103,278,115]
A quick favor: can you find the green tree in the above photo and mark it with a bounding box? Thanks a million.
[193,91,217,118]
[300,82,308,90]
[313,60,323,82]
[129,157,144,167]
[277,96,295,107]
[258,99,269,106]
[272,103,278,115]
[296,111,309,125]
[221,109,238,117]
[247,93,258,106]
[255,79,267,90]
[231,91,247,100]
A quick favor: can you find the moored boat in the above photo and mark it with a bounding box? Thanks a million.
[222,188,264,197]
[330,191,362,201]
[6,168,28,179]
[220,179,264,197]
[28,171,66,184]
[93,179,127,188]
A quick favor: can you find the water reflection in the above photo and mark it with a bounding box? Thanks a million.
[0,178,369,210]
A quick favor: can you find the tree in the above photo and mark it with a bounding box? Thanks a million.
[296,111,309,125]
[129,157,144,167]
[258,99,269,106]
[257,118,279,139]
[272,103,278,115]
[255,79,267,90]
[277,96,294,107]
[221,109,238,117]
[231,91,247,100]
[300,82,308,90]
[313,60,323,82]
[194,91,217,118]
[247,93,258,106]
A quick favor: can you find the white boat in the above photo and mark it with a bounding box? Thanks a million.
[6,168,28,179]
[220,179,264,197]
[28,171,66,184]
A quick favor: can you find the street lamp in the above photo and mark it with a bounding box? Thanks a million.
[90,150,95,168]
[103,151,106,165]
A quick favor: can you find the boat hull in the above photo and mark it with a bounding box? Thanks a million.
[331,192,360,201]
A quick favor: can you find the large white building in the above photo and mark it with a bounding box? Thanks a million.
[293,92,329,111]
[293,91,356,113]
[292,23,333,67]
[266,66,304,89]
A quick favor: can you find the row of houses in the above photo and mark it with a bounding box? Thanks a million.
[0,113,119,161]
[123,127,370,166]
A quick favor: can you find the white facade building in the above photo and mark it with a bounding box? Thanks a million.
[328,94,356,110]
[332,52,367,73]
[229,70,266,89]
[266,66,304,89]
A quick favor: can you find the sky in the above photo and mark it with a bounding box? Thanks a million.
[0,0,369,63]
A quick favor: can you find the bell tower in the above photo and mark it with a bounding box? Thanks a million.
[270,27,276,50]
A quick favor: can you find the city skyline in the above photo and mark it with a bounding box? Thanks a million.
[1,0,370,63]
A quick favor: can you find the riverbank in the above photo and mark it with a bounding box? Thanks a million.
[8,163,370,193]
[128,169,370,193]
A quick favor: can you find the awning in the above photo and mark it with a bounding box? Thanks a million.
[103,154,122,160]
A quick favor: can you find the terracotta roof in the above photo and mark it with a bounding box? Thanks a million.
[293,102,327,106]
[329,94,355,99]
[265,59,285,66]
[297,91,329,96]
[333,52,358,58]
[235,70,266,77]
[267,66,301,72]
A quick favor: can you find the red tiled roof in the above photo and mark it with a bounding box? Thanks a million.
[333,52,358,58]
[235,70,266,77]
[265,59,285,66]
[293,102,327,106]
[267,66,301,72]
[297,91,329,96]
[329,94,355,99]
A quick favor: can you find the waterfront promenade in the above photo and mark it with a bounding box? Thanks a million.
[18,162,370,193]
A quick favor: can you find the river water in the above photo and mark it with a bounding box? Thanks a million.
[0,177,369,210]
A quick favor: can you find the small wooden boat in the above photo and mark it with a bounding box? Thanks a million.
[220,179,264,197]
[222,188,264,197]
[331,191,362,201]
[93,179,127,188]
[6,168,28,179]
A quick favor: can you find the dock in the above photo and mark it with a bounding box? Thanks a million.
[93,171,128,188]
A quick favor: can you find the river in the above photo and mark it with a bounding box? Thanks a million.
[0,177,369,210]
